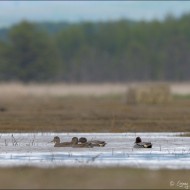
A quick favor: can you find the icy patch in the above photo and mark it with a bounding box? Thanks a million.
[0,132,190,169]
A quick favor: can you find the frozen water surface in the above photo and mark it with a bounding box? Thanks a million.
[0,132,190,169]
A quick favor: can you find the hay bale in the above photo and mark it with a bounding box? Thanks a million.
[126,83,172,105]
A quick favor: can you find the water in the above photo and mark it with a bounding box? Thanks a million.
[0,132,189,169]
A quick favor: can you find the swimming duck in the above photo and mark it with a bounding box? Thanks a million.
[79,137,106,147]
[72,137,93,148]
[51,136,93,148]
[51,136,76,147]
[133,137,152,148]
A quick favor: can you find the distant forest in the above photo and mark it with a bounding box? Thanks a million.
[0,13,190,82]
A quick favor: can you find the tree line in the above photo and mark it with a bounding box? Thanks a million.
[0,13,190,82]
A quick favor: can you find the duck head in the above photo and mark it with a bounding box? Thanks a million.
[51,136,60,144]
[79,137,87,143]
[72,137,79,144]
[135,137,142,143]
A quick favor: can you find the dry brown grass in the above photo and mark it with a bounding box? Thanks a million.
[0,166,189,189]
[126,83,172,105]
[1,82,190,97]
[1,91,190,132]
[0,82,127,97]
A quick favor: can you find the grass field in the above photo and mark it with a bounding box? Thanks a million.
[1,90,190,133]
[0,167,189,189]
[0,82,190,189]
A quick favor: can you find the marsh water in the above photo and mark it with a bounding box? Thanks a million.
[0,132,189,169]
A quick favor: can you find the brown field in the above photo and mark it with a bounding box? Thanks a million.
[0,84,190,132]
[0,167,189,189]
[0,82,190,189]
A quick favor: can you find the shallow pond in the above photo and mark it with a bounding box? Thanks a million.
[0,132,189,169]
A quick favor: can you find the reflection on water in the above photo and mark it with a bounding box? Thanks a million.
[0,132,190,169]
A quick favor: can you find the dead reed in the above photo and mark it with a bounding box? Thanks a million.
[126,83,172,105]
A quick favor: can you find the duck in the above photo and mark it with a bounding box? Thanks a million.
[51,136,76,147]
[134,137,152,148]
[72,137,93,148]
[51,136,93,148]
[79,137,106,147]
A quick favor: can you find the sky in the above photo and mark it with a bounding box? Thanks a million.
[0,1,190,28]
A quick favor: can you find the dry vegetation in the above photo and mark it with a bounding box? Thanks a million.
[126,83,172,104]
[0,166,189,189]
[0,84,190,132]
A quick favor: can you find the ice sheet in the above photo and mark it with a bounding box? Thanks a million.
[0,132,189,169]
